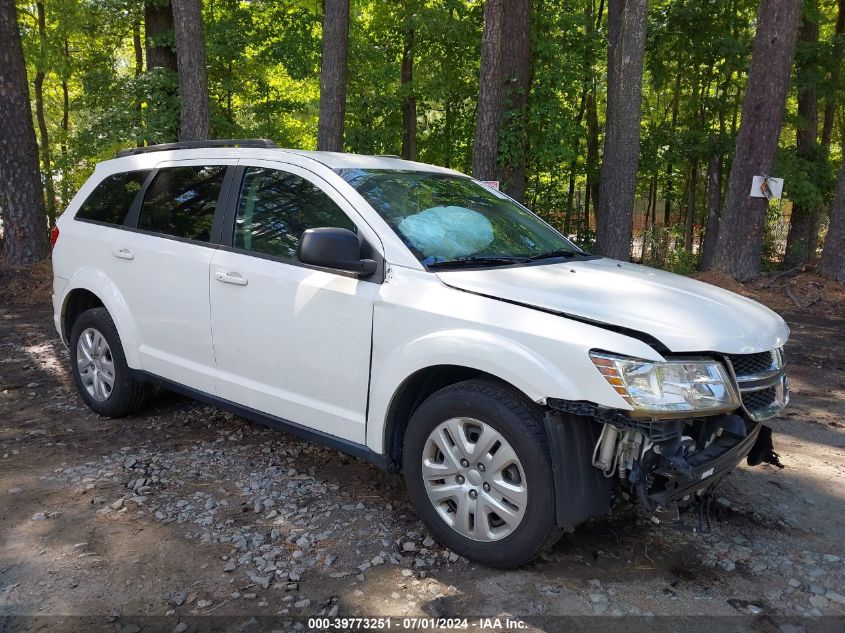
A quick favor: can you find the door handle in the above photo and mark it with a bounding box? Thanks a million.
[214,271,248,286]
[112,247,134,261]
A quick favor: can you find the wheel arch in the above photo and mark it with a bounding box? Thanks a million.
[380,365,537,472]
[60,268,142,368]
[62,288,104,344]
[367,326,587,463]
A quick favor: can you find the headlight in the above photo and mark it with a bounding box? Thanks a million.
[589,352,741,417]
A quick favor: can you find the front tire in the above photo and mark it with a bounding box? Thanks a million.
[69,307,147,417]
[403,379,561,567]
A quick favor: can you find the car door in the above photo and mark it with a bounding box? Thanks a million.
[208,160,382,444]
[109,160,235,393]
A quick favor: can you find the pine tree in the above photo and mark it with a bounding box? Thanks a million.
[595,0,648,260]
[0,0,50,266]
[317,0,350,152]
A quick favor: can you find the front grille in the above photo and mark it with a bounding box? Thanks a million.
[727,351,776,378]
[725,349,787,421]
[740,386,777,414]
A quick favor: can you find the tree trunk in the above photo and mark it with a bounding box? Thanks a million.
[584,0,601,216]
[472,0,504,180]
[498,0,531,202]
[564,167,577,235]
[664,73,681,225]
[59,36,70,205]
[819,161,845,281]
[684,159,697,252]
[642,174,654,259]
[134,21,144,76]
[706,0,802,280]
[701,142,722,269]
[401,27,416,161]
[586,85,600,215]
[34,0,56,225]
[172,0,210,141]
[822,0,845,148]
[144,0,179,143]
[144,0,178,71]
[564,6,595,236]
[133,20,144,146]
[317,0,349,152]
[784,5,820,269]
[595,0,648,260]
[0,0,50,266]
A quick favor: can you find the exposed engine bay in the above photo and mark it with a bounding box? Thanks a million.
[590,413,781,529]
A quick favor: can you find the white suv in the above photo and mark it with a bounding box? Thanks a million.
[52,140,789,566]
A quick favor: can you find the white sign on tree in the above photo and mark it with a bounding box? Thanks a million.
[750,175,784,200]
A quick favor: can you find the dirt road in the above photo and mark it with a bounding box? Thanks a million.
[1,284,844,632]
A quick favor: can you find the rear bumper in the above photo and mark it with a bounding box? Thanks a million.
[52,275,68,347]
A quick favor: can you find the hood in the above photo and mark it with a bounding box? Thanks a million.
[436,257,789,355]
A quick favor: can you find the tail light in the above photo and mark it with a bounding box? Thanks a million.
[50,225,60,249]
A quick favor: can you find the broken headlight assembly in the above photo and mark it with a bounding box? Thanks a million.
[589,351,741,418]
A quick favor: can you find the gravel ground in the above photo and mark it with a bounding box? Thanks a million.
[0,298,844,632]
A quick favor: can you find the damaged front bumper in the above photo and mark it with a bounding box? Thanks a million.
[545,400,780,530]
[632,416,761,510]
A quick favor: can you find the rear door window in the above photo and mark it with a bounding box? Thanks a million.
[75,170,151,225]
[138,166,227,242]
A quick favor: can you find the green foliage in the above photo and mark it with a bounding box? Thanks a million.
[761,200,788,270]
[642,224,699,273]
[663,242,700,275]
[14,0,844,276]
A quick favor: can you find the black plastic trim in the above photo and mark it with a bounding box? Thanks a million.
[423,253,602,273]
[219,165,245,247]
[74,217,135,231]
[101,225,220,250]
[132,370,388,470]
[211,166,237,245]
[124,168,159,228]
[117,139,277,157]
[544,411,613,528]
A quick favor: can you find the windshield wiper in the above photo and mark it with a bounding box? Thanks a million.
[427,256,526,270]
[523,249,585,262]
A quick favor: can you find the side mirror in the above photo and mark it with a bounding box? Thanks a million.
[298,227,377,277]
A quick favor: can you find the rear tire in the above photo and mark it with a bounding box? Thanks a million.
[69,307,147,417]
[403,379,561,567]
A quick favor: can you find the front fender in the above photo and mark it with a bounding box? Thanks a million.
[61,266,143,369]
[367,328,587,453]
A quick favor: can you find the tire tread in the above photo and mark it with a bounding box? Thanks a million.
[404,378,563,567]
[70,307,147,417]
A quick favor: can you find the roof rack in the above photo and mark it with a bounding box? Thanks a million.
[117,139,277,158]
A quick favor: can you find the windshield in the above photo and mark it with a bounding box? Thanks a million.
[336,169,583,267]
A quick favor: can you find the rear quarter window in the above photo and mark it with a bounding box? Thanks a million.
[75,170,151,225]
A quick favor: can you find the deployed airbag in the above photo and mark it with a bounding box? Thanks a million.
[398,206,494,260]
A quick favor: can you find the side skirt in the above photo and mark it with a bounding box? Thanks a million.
[132,370,389,471]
